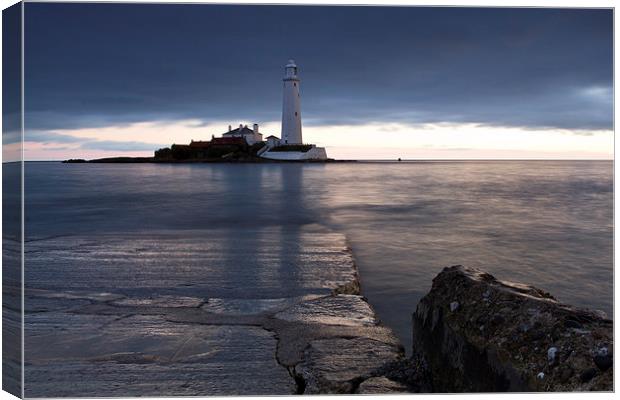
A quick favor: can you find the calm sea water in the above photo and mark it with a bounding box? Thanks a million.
[24,161,613,352]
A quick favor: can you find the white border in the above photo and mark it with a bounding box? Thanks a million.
[0,1,616,400]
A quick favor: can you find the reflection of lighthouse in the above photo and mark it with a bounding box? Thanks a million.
[281,59,303,145]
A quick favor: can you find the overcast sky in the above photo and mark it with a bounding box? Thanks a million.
[10,3,614,160]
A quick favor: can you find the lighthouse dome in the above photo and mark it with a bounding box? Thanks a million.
[284,59,299,79]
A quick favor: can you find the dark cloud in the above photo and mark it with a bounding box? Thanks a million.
[23,3,612,141]
[3,3,22,145]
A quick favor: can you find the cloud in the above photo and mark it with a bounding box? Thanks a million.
[302,121,613,159]
[20,118,613,161]
[2,129,22,145]
[16,4,612,161]
[24,129,166,153]
[21,4,611,136]
[26,130,86,144]
[79,140,166,151]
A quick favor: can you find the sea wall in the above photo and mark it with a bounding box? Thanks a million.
[411,265,613,392]
[260,147,328,161]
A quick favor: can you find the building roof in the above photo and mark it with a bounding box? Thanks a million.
[265,135,280,139]
[189,140,211,148]
[211,137,247,146]
[223,127,256,136]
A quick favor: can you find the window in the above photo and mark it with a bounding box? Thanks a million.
[294,83,296,87]
[295,112,298,116]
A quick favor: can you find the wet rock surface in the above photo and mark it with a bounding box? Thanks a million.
[274,294,378,326]
[295,337,403,393]
[355,376,409,394]
[412,265,613,392]
[24,227,405,396]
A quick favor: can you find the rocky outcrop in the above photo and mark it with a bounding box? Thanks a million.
[412,265,613,392]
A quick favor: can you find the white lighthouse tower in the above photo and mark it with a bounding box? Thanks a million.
[281,59,303,145]
[260,59,327,160]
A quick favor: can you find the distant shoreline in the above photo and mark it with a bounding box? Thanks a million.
[54,158,612,164]
[61,156,354,164]
[4,159,610,164]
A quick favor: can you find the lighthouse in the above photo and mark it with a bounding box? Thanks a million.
[260,60,328,160]
[281,59,303,145]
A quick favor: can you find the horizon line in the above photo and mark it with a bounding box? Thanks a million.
[6,158,614,163]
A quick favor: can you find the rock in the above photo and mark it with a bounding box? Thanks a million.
[295,337,403,394]
[371,354,432,393]
[558,366,573,383]
[564,319,583,329]
[579,368,597,383]
[24,317,296,396]
[593,354,612,371]
[528,329,545,341]
[274,294,377,327]
[355,377,408,394]
[412,265,613,392]
[490,314,505,326]
[111,295,204,308]
[547,347,558,365]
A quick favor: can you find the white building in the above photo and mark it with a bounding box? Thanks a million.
[265,135,281,148]
[223,123,263,145]
[281,59,303,145]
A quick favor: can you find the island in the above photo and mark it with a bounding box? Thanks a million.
[65,60,338,164]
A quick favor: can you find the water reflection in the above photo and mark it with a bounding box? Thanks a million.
[277,166,305,293]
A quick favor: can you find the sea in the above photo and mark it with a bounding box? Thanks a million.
[21,160,613,353]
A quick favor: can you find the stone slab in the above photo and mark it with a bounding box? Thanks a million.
[26,315,293,397]
[296,337,403,393]
[23,227,405,396]
[274,294,377,326]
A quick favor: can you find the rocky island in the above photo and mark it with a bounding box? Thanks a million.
[64,60,336,164]
[63,140,320,163]
[62,138,344,163]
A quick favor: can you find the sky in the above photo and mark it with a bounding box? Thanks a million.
[4,3,614,160]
